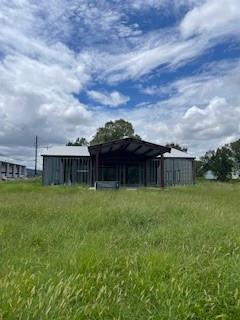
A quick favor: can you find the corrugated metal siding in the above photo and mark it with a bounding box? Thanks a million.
[43,156,194,187]
[165,159,194,186]
[147,159,161,186]
[43,157,91,185]
[148,158,194,186]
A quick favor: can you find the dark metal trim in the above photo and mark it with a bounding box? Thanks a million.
[88,137,170,157]
[160,154,164,188]
[132,145,143,154]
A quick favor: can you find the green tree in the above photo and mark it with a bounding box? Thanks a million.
[90,119,141,145]
[201,146,233,181]
[66,137,89,146]
[165,142,188,152]
[230,139,240,168]
[195,160,204,177]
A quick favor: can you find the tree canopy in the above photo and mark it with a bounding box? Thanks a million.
[229,139,240,167]
[66,119,141,146]
[201,146,234,181]
[165,142,188,152]
[90,119,141,145]
[66,137,89,146]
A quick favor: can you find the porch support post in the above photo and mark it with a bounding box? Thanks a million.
[160,154,165,188]
[144,159,147,186]
[95,152,99,182]
[92,157,95,186]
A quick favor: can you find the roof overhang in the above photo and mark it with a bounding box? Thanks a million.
[88,138,171,158]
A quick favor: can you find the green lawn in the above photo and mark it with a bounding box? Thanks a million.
[0,180,240,319]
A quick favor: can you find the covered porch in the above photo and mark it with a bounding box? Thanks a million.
[89,138,170,187]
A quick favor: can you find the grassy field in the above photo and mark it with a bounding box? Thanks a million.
[0,180,240,319]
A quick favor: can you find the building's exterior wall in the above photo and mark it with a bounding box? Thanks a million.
[164,158,194,186]
[43,156,195,187]
[43,157,92,185]
[0,161,26,180]
[146,159,161,186]
[147,158,194,187]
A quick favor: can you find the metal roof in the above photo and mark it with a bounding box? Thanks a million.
[41,146,90,157]
[163,148,195,159]
[41,144,194,159]
[0,158,26,167]
[89,137,170,158]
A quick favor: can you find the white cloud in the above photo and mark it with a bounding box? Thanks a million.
[84,32,211,83]
[120,97,240,157]
[87,90,129,107]
[134,60,240,154]
[180,0,240,39]
[80,0,240,84]
[141,59,240,108]
[0,38,92,156]
[32,0,142,46]
[177,97,240,141]
[127,0,203,11]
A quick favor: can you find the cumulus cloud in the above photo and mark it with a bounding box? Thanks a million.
[176,97,240,141]
[0,6,92,168]
[123,97,240,157]
[87,90,129,107]
[0,52,92,142]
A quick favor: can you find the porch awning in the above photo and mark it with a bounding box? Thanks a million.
[88,137,170,158]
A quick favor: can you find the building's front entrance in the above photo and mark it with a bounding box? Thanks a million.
[126,164,139,185]
[89,137,169,188]
[125,163,144,186]
[99,161,145,187]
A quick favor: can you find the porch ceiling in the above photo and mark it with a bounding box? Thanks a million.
[88,138,170,158]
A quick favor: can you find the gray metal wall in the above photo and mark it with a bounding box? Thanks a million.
[147,158,194,186]
[43,156,194,187]
[164,158,194,186]
[43,157,92,185]
[146,159,161,186]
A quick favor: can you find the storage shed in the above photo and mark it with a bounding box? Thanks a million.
[42,137,195,187]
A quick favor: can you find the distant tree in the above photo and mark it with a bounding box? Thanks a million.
[201,146,233,181]
[90,119,141,145]
[66,137,89,146]
[195,160,204,177]
[165,142,188,152]
[229,139,240,169]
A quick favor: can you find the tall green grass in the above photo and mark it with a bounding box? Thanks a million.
[1,180,240,319]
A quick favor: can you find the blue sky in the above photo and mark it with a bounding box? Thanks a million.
[0,0,240,167]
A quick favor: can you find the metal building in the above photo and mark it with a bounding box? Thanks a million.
[0,160,27,180]
[41,138,195,187]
